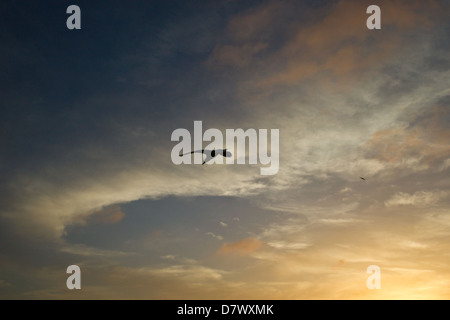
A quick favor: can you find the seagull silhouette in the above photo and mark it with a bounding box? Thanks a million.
[180,148,232,165]
[360,177,367,181]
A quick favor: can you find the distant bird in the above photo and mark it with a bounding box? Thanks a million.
[180,148,232,165]
[360,177,367,181]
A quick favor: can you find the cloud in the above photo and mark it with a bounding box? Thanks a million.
[226,2,281,42]
[140,264,227,282]
[339,187,353,194]
[205,1,287,69]
[266,241,310,250]
[217,237,262,256]
[3,162,265,242]
[59,244,133,258]
[219,221,228,227]
[9,261,232,299]
[207,42,268,68]
[385,191,449,207]
[317,218,362,226]
[366,107,450,170]
[399,240,428,250]
[206,232,224,241]
[255,0,442,88]
[86,205,125,225]
[3,0,448,248]
[384,267,434,274]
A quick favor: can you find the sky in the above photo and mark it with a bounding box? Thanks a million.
[0,0,449,299]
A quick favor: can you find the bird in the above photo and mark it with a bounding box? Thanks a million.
[180,148,232,165]
[360,177,367,181]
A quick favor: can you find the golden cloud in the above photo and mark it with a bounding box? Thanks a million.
[217,237,262,256]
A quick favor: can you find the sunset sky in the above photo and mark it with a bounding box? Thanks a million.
[1,0,449,299]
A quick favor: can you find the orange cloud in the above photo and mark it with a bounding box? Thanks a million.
[205,1,282,69]
[381,0,440,29]
[367,106,450,166]
[227,2,280,42]
[89,205,125,224]
[217,237,262,256]
[207,0,443,95]
[367,127,422,164]
[261,0,441,87]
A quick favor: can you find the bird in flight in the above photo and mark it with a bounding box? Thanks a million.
[180,149,232,165]
[360,177,367,181]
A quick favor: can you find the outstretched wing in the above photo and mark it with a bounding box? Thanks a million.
[202,153,213,165]
[178,149,220,164]
[179,149,205,156]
